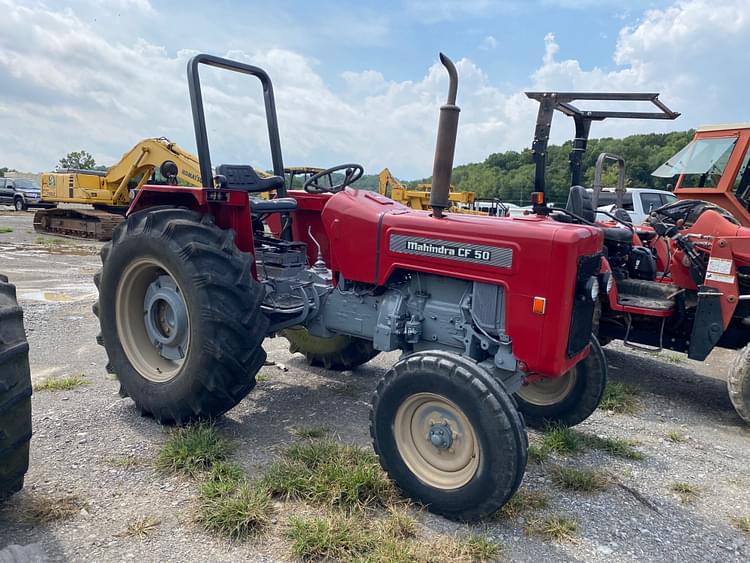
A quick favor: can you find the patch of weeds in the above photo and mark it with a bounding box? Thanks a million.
[540,425,585,454]
[666,431,686,443]
[549,465,609,492]
[32,373,88,392]
[198,461,247,501]
[427,535,502,562]
[0,227,13,233]
[527,444,550,463]
[35,235,67,247]
[156,422,231,476]
[331,383,361,398]
[195,481,273,540]
[495,488,548,519]
[670,482,699,504]
[124,515,161,539]
[583,434,644,461]
[290,425,330,440]
[255,373,269,382]
[733,515,750,534]
[106,455,148,470]
[526,515,579,543]
[599,382,640,414]
[288,513,377,560]
[261,438,398,511]
[379,507,417,540]
[19,494,83,523]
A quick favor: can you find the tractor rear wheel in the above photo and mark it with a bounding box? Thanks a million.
[94,208,269,424]
[282,327,378,370]
[0,275,32,500]
[728,344,750,425]
[370,350,527,521]
[515,336,607,428]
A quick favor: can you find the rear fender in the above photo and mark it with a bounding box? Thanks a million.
[128,185,255,254]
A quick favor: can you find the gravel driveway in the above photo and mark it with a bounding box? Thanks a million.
[1,210,749,562]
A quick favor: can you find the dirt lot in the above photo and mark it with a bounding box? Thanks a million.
[1,209,749,562]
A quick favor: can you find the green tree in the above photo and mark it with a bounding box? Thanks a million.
[58,150,96,170]
[0,167,7,178]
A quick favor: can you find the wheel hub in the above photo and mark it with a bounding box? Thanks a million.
[394,393,479,490]
[517,368,577,406]
[143,275,188,361]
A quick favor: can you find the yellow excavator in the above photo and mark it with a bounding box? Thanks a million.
[34,138,202,240]
[377,168,505,216]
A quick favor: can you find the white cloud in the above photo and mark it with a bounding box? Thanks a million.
[0,0,748,179]
[479,35,498,50]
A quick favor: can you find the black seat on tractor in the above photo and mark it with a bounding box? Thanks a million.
[215,164,285,193]
[250,198,298,213]
[567,185,633,244]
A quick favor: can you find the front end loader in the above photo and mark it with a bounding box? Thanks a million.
[94,53,606,520]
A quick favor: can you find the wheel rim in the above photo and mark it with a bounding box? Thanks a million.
[115,258,190,383]
[394,392,480,490]
[14,200,22,211]
[517,368,577,406]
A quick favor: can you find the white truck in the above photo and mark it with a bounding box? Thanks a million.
[593,187,676,225]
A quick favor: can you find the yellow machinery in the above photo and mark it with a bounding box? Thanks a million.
[377,168,504,215]
[34,138,202,240]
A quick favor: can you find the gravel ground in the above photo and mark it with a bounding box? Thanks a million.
[1,209,749,562]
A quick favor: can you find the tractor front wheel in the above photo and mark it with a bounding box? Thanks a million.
[728,344,750,425]
[283,327,378,370]
[94,208,269,424]
[515,336,607,428]
[0,275,32,500]
[370,350,527,521]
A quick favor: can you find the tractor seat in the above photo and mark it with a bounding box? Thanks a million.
[215,164,285,193]
[636,229,657,242]
[250,197,298,214]
[601,227,633,244]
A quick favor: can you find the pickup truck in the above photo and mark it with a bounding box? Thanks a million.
[593,188,676,225]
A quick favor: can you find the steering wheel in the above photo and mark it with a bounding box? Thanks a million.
[303,164,364,193]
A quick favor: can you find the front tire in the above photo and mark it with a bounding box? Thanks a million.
[0,275,32,500]
[283,327,378,370]
[13,198,26,212]
[94,208,269,424]
[370,350,527,521]
[728,344,750,425]
[515,336,607,428]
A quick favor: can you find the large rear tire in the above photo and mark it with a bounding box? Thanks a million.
[282,327,379,370]
[94,208,269,424]
[728,344,750,425]
[0,275,32,500]
[370,350,527,521]
[515,336,607,429]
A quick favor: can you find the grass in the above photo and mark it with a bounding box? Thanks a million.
[526,515,579,543]
[599,382,640,414]
[156,422,232,476]
[195,481,273,539]
[666,431,686,443]
[255,373,269,382]
[495,488,548,519]
[106,455,149,469]
[0,227,13,233]
[527,444,550,463]
[34,235,67,246]
[260,438,398,511]
[670,482,699,504]
[733,516,750,534]
[124,516,161,539]
[287,511,501,562]
[289,425,330,440]
[18,494,83,523]
[549,465,609,492]
[539,424,643,460]
[32,373,88,392]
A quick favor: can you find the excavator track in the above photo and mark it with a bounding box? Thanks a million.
[33,208,125,241]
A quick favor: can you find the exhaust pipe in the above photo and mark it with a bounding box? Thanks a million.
[430,53,460,218]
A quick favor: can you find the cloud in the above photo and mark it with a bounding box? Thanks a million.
[0,0,749,179]
[479,35,498,50]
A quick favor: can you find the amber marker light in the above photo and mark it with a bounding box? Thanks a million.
[532,296,546,315]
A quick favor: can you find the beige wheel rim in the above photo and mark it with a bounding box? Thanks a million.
[394,393,480,490]
[115,258,190,383]
[517,368,577,406]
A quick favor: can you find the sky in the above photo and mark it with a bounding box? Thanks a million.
[0,0,748,178]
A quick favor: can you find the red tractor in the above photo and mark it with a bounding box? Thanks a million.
[94,54,607,520]
[526,92,750,424]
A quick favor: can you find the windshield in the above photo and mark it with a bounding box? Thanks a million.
[652,137,737,187]
[13,179,40,190]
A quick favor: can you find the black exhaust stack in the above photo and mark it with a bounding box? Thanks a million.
[430,53,460,218]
